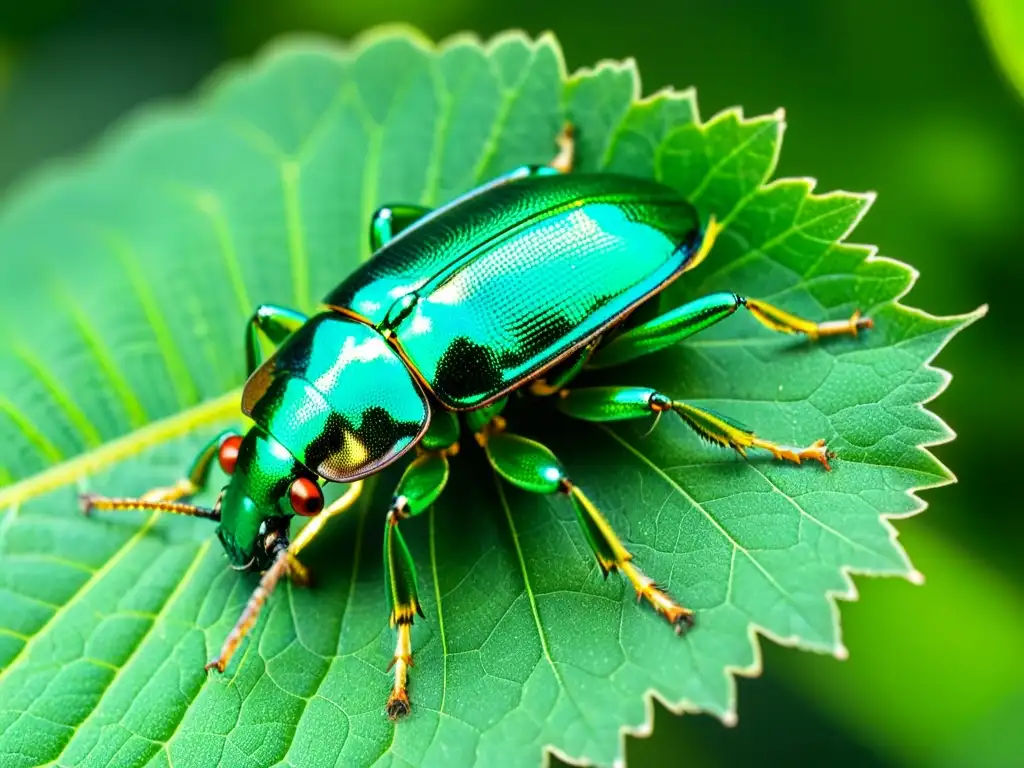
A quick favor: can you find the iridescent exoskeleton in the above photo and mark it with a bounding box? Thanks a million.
[82,126,872,719]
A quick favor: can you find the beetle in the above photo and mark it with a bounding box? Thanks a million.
[81,124,872,719]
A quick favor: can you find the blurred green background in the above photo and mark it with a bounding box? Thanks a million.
[1,1,1020,766]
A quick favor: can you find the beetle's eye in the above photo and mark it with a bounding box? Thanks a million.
[289,477,324,517]
[218,435,244,475]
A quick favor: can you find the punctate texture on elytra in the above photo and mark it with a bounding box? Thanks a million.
[0,27,979,768]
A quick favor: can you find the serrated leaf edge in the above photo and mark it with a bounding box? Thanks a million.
[0,27,988,768]
[605,147,987,768]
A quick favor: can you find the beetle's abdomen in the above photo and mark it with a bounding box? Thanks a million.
[391,190,701,409]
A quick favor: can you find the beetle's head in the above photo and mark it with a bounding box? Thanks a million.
[213,426,325,572]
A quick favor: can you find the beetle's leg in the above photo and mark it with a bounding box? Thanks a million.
[80,428,242,514]
[548,122,576,173]
[382,450,452,719]
[419,405,461,454]
[480,426,692,633]
[557,386,833,469]
[589,291,874,370]
[528,338,601,396]
[245,304,309,375]
[370,204,433,251]
[204,481,365,674]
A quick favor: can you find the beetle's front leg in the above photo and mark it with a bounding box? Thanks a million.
[381,449,452,719]
[557,386,833,469]
[588,291,873,369]
[82,428,242,514]
[480,425,693,633]
[204,481,365,673]
[244,304,309,375]
[370,204,432,251]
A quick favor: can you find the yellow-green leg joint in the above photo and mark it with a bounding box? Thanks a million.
[382,452,450,720]
[483,428,693,634]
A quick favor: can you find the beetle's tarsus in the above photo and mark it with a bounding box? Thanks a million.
[748,436,834,470]
[744,299,874,341]
[561,483,696,635]
[618,560,695,634]
[140,478,198,503]
[386,621,414,720]
[386,689,411,720]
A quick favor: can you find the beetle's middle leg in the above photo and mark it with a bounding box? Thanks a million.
[556,386,834,469]
[380,443,455,719]
[475,416,692,633]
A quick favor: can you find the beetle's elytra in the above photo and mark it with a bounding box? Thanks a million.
[81,124,872,720]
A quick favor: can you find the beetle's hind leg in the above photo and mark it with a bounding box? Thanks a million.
[588,291,873,370]
[557,386,833,469]
[478,422,692,634]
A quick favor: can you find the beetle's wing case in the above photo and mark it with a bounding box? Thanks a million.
[325,166,545,325]
[241,313,429,482]
[328,173,702,410]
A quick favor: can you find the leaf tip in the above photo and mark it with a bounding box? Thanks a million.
[907,569,926,586]
[833,644,850,661]
[721,710,738,728]
[859,189,879,206]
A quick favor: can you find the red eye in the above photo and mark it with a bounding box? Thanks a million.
[289,477,324,517]
[218,435,243,475]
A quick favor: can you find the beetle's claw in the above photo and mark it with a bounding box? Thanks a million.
[386,689,411,720]
[79,493,98,516]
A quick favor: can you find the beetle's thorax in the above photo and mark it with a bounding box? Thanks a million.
[241,312,430,483]
[215,425,313,570]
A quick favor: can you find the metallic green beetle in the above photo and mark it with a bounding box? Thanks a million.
[82,125,872,719]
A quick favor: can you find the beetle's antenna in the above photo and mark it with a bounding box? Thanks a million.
[79,493,221,521]
[205,540,291,674]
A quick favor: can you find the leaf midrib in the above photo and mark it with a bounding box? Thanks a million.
[0,388,240,511]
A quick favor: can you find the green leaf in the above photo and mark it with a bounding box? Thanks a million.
[0,26,982,768]
[974,0,1024,102]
